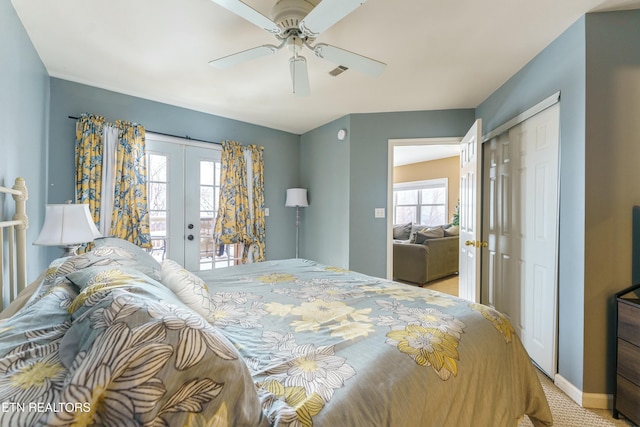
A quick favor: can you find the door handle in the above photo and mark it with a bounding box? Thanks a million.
[187,234,194,241]
[465,240,476,247]
[187,224,194,229]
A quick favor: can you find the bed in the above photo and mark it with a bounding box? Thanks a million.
[0,179,552,426]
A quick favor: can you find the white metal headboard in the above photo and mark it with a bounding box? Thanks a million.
[0,177,28,309]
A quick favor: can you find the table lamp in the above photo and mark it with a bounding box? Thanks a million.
[34,202,102,256]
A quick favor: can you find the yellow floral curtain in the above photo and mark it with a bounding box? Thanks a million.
[75,114,105,228]
[75,113,151,248]
[248,144,266,261]
[110,120,151,248]
[213,141,266,263]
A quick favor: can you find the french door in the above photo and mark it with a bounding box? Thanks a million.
[146,135,241,271]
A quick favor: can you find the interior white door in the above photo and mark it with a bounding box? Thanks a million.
[458,119,482,302]
[147,136,239,272]
[481,104,560,376]
[519,104,559,376]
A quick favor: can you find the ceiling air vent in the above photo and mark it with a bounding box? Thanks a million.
[329,65,349,76]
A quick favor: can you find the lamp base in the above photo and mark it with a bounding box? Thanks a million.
[60,245,80,257]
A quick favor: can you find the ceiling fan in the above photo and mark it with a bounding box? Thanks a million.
[208,0,386,96]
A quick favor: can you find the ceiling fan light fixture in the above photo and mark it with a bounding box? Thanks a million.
[286,35,304,55]
[271,0,314,33]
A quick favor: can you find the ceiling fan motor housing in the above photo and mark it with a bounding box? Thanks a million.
[271,0,316,35]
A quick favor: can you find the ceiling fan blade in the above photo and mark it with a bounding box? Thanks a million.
[209,0,281,34]
[289,56,310,97]
[209,45,280,69]
[313,43,385,77]
[299,0,368,37]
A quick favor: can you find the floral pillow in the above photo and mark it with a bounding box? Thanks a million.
[161,259,215,321]
[162,259,214,320]
[65,265,167,317]
[92,237,162,281]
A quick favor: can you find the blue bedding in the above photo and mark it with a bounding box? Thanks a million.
[0,244,551,426]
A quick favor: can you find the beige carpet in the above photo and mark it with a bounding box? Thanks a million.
[421,274,459,296]
[519,370,635,427]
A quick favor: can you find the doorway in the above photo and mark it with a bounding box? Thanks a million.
[146,134,241,271]
[387,137,461,296]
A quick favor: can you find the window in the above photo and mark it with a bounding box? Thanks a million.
[393,178,448,226]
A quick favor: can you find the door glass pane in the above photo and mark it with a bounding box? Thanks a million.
[149,154,167,181]
[201,161,214,186]
[147,152,169,262]
[199,161,215,270]
[200,186,214,211]
[149,182,167,211]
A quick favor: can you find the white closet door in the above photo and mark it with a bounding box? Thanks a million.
[482,103,560,376]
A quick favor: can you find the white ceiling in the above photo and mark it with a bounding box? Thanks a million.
[394,145,460,167]
[11,0,640,134]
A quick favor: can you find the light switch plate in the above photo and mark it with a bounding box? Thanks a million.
[374,208,385,218]
[265,208,270,217]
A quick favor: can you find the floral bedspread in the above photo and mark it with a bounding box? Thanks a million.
[0,258,268,427]
[198,259,553,427]
[0,254,552,427]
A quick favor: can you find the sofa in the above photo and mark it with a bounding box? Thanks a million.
[392,223,459,285]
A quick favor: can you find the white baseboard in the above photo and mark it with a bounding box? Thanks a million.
[553,374,612,409]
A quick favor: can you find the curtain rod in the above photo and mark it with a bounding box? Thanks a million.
[67,115,221,146]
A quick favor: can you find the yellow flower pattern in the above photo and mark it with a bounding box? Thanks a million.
[386,325,460,380]
[470,303,515,343]
[257,273,297,283]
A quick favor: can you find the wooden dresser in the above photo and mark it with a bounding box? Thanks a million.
[614,284,640,424]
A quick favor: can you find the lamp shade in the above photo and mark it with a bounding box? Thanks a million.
[285,188,309,207]
[34,203,102,246]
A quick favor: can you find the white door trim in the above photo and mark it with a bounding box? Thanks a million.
[386,137,462,280]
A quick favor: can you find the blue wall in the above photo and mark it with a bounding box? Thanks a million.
[48,78,301,261]
[348,110,475,277]
[477,17,587,390]
[1,0,50,283]
[299,115,351,267]
[300,109,475,277]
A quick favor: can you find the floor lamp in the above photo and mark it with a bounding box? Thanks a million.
[285,188,308,258]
